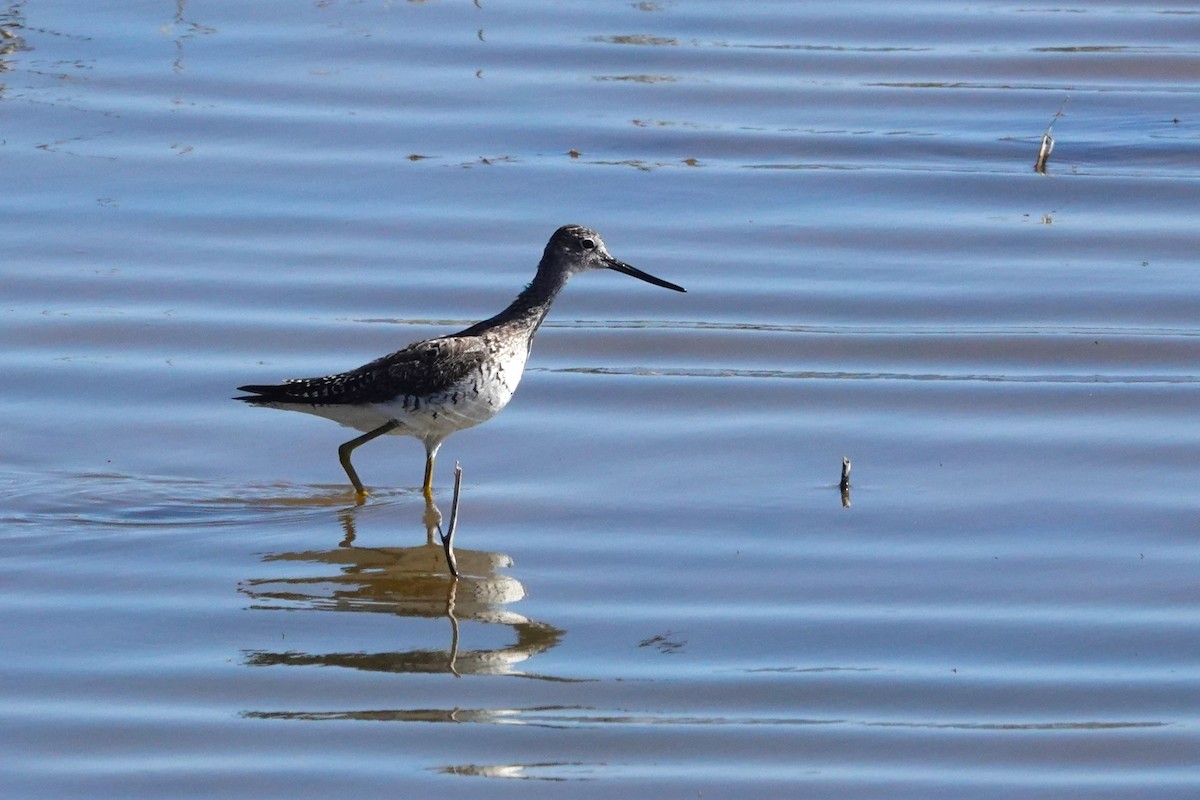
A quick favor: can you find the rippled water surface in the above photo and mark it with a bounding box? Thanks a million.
[3,1,1199,797]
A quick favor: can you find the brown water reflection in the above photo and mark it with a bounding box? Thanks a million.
[239,503,564,679]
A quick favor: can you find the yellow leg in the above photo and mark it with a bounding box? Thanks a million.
[422,450,436,502]
[337,420,399,496]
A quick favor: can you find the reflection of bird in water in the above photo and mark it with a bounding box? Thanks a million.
[239,507,564,677]
[236,224,685,502]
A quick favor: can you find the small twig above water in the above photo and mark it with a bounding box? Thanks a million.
[839,456,852,508]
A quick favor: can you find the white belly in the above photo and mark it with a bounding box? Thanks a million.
[258,333,531,448]
[376,347,527,441]
[376,334,530,444]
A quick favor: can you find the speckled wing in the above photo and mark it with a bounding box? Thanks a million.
[236,336,487,407]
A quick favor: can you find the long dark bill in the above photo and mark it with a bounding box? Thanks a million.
[604,255,687,293]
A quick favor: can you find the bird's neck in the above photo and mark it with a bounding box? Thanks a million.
[458,263,570,339]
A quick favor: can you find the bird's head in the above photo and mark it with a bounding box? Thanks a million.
[542,224,686,292]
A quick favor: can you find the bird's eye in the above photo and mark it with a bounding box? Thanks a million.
[580,238,596,251]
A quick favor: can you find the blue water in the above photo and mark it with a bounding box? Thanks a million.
[3,1,1199,797]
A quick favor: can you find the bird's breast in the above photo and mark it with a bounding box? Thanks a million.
[373,334,530,438]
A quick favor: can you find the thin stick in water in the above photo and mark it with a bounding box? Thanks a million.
[441,462,463,578]
[839,457,852,509]
[1035,96,1069,174]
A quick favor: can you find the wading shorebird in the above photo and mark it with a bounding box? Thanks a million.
[236,224,686,504]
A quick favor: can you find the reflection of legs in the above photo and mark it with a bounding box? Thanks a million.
[422,498,443,546]
[337,420,399,496]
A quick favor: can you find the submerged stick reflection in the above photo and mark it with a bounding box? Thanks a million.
[238,490,563,681]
